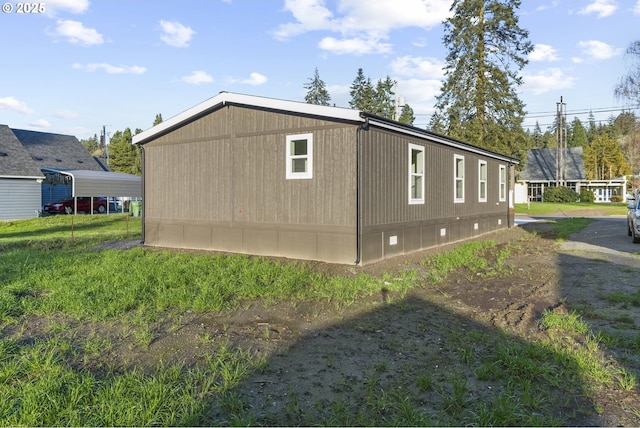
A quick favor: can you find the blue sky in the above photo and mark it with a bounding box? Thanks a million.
[1,0,638,141]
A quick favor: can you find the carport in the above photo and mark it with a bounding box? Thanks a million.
[41,168,142,215]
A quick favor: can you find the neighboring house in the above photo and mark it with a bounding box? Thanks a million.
[10,128,108,207]
[133,92,519,265]
[0,125,45,220]
[1,126,141,220]
[516,147,627,203]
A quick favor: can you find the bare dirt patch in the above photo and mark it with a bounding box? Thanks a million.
[7,220,640,425]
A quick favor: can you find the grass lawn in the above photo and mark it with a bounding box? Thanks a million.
[1,214,638,426]
[516,201,629,216]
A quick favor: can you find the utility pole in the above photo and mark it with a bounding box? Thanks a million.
[555,97,567,187]
[393,80,405,122]
[394,80,399,121]
[102,125,111,166]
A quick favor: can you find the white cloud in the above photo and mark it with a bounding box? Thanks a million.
[182,70,214,85]
[0,96,34,114]
[635,0,640,14]
[29,119,51,128]
[54,19,103,45]
[578,0,617,18]
[273,0,451,54]
[72,63,147,74]
[529,44,560,62]
[54,109,79,120]
[522,68,576,95]
[241,72,268,86]
[578,40,623,60]
[390,56,444,79]
[45,0,90,15]
[160,20,195,47]
[318,36,392,55]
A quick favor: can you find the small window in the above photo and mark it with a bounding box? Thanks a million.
[499,164,507,201]
[454,154,465,203]
[286,133,313,179]
[478,160,487,202]
[408,143,425,204]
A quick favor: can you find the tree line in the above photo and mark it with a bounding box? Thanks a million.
[83,0,639,185]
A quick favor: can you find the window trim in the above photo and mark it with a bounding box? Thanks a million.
[408,143,425,205]
[285,133,313,180]
[478,160,487,203]
[454,154,465,203]
[499,164,507,202]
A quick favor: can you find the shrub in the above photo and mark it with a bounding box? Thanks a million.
[610,195,623,203]
[579,189,595,203]
[543,187,579,203]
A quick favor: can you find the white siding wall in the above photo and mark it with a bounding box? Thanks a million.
[0,178,43,220]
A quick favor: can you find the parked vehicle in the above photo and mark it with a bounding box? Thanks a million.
[43,197,108,215]
[627,196,640,243]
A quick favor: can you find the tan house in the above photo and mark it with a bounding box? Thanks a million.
[133,92,519,265]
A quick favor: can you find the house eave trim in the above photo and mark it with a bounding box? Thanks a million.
[365,117,519,164]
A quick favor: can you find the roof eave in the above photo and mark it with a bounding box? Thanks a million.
[132,92,364,145]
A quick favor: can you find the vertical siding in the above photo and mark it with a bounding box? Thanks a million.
[144,109,232,221]
[359,127,513,264]
[0,178,42,220]
[141,105,359,263]
[361,128,510,227]
[230,107,357,227]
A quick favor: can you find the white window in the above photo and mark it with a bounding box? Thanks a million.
[478,160,487,202]
[454,154,465,203]
[499,164,507,201]
[408,143,425,204]
[286,133,313,179]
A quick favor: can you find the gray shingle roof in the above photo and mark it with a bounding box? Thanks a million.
[520,147,586,181]
[0,125,44,178]
[11,128,106,172]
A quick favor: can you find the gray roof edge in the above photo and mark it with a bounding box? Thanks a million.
[133,92,364,145]
[365,117,520,164]
[132,92,519,164]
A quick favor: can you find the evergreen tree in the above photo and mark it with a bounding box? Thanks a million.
[153,114,163,126]
[614,40,640,106]
[372,76,395,119]
[304,67,331,106]
[80,134,100,156]
[531,122,543,148]
[541,129,555,148]
[587,111,598,143]
[399,104,415,125]
[108,128,139,175]
[430,0,533,159]
[569,117,588,147]
[349,68,375,112]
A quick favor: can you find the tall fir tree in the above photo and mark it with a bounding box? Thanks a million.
[349,68,375,112]
[304,67,331,106]
[399,104,415,125]
[153,114,163,126]
[372,76,395,119]
[430,0,533,159]
[569,117,588,147]
[108,128,140,175]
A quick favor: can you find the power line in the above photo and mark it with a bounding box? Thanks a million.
[414,105,639,129]
[525,106,638,119]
